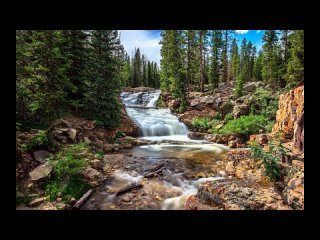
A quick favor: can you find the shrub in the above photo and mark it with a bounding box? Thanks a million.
[21,130,51,152]
[250,142,282,181]
[192,117,212,130]
[212,112,222,120]
[219,114,268,135]
[250,87,279,121]
[220,101,234,118]
[224,113,234,122]
[45,143,90,202]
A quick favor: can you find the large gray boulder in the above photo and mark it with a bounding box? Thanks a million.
[29,162,53,181]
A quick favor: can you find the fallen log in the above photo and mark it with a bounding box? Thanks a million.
[144,168,163,178]
[116,182,143,196]
[72,189,93,210]
[126,106,159,110]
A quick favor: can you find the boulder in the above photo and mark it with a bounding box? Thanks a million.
[205,96,215,104]
[29,197,46,207]
[84,137,91,144]
[90,159,102,169]
[188,132,205,140]
[233,104,249,118]
[235,95,250,104]
[33,150,50,163]
[190,99,200,107]
[228,140,237,148]
[68,128,77,141]
[243,81,263,92]
[248,134,269,145]
[29,162,53,181]
[83,167,103,182]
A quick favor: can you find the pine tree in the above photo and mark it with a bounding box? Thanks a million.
[262,30,279,87]
[132,48,142,87]
[253,50,263,81]
[142,54,147,86]
[160,31,171,92]
[230,38,240,82]
[16,30,70,125]
[286,30,304,87]
[221,30,236,82]
[209,30,222,92]
[62,30,88,106]
[85,30,121,128]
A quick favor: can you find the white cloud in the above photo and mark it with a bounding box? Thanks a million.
[236,30,249,34]
[118,30,161,66]
[257,30,261,33]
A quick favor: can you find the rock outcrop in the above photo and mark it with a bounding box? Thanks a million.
[272,82,304,154]
[186,179,291,210]
[282,160,304,210]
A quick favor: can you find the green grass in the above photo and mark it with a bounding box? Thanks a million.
[44,143,90,202]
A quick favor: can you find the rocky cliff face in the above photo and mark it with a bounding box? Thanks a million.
[272,82,304,154]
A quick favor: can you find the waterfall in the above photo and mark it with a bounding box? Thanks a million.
[120,91,189,138]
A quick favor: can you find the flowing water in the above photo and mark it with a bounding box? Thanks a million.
[81,90,230,210]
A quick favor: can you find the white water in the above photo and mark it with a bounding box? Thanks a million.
[117,90,229,210]
[121,91,188,138]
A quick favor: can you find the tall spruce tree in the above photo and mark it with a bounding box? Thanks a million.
[85,30,121,128]
[209,30,222,92]
[286,30,304,87]
[262,30,279,87]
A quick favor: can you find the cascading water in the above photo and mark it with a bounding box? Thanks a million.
[81,90,230,210]
[120,90,189,139]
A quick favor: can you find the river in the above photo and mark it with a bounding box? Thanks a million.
[81,90,229,210]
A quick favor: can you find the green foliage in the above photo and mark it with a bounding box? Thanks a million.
[249,87,279,121]
[45,143,90,202]
[212,112,222,120]
[155,95,166,107]
[224,113,234,122]
[21,130,51,152]
[285,30,304,86]
[220,101,234,118]
[16,188,32,205]
[250,142,282,181]
[62,175,90,202]
[219,114,268,135]
[85,30,121,129]
[192,117,212,130]
[266,121,275,133]
[235,73,245,98]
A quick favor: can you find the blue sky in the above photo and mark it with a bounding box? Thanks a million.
[119,30,265,66]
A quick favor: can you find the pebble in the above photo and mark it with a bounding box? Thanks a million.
[27,183,33,189]
[56,198,62,202]
[123,196,131,202]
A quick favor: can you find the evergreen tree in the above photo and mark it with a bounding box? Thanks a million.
[132,48,142,87]
[142,54,147,86]
[221,30,236,82]
[160,30,171,92]
[262,30,279,86]
[230,38,240,82]
[209,30,222,92]
[286,30,304,87]
[85,30,121,128]
[253,50,263,81]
